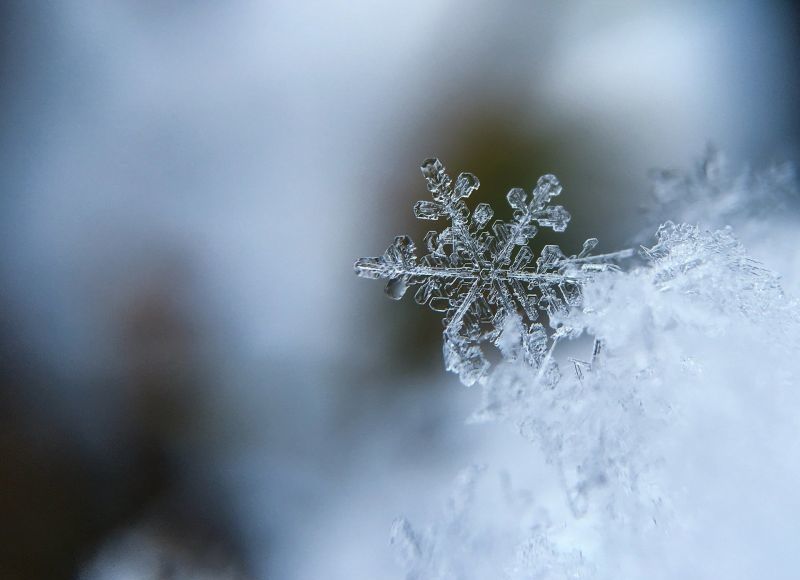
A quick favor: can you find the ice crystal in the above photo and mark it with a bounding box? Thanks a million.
[355,158,632,385]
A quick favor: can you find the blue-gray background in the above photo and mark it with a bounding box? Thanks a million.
[1,2,797,578]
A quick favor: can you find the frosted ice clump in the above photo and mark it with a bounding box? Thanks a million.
[355,158,633,385]
[357,154,800,579]
[478,222,795,520]
[391,221,800,579]
[390,465,596,580]
[647,147,800,293]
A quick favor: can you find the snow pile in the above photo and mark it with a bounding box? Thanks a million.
[360,155,800,579]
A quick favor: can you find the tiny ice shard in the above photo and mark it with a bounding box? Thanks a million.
[355,159,633,385]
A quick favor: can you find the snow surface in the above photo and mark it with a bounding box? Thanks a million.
[360,155,800,579]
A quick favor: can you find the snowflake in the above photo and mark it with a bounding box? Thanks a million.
[355,158,632,385]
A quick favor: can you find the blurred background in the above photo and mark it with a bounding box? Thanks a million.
[0,1,798,578]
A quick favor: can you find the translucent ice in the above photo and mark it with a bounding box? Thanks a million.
[355,158,632,385]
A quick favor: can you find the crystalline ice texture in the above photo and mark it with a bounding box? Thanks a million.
[355,159,633,385]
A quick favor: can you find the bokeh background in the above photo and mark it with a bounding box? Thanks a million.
[1,1,798,578]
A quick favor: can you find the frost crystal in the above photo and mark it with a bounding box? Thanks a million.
[355,158,632,385]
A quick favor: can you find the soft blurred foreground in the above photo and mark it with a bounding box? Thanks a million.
[0,2,798,578]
